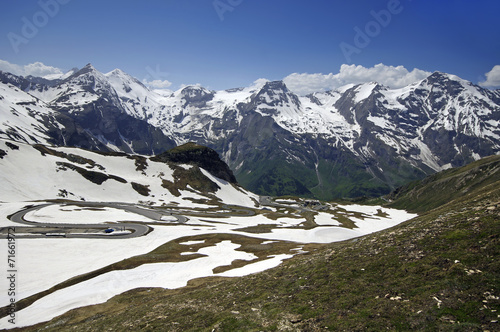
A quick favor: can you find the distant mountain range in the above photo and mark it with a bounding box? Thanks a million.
[1,64,499,199]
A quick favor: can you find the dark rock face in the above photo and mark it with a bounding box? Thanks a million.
[52,97,175,155]
[152,142,237,184]
[180,86,215,108]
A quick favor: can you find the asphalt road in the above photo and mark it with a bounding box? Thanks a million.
[3,202,187,239]
[3,199,275,240]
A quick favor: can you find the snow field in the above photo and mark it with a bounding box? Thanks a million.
[24,205,155,224]
[0,241,266,329]
[0,201,415,305]
[0,200,417,329]
[0,139,257,207]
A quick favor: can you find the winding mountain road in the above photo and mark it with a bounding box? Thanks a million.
[3,200,266,240]
[4,202,187,239]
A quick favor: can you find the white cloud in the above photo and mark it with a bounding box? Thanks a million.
[179,83,203,89]
[283,72,341,96]
[479,65,500,88]
[249,78,269,90]
[0,60,22,75]
[24,62,63,78]
[0,59,63,79]
[143,79,173,89]
[283,63,431,95]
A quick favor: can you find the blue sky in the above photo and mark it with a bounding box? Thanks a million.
[1,0,499,92]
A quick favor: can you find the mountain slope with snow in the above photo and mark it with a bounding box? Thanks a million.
[0,136,420,330]
[1,65,177,155]
[1,65,500,199]
[0,139,257,207]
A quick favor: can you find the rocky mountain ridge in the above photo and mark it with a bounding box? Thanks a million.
[1,64,499,199]
[151,142,237,184]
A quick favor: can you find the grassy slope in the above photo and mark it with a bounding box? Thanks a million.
[18,158,500,331]
[387,155,500,213]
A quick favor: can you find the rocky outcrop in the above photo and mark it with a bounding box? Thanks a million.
[152,142,237,184]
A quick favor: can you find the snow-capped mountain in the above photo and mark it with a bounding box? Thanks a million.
[0,65,176,154]
[1,64,499,199]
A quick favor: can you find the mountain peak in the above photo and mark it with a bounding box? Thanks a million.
[426,71,466,84]
[64,63,101,81]
[250,80,301,110]
[429,71,448,78]
[107,68,128,77]
[106,68,141,83]
[181,85,211,93]
[254,80,296,98]
[420,71,472,96]
[82,63,97,72]
[105,68,150,94]
[261,80,289,92]
[179,85,214,107]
